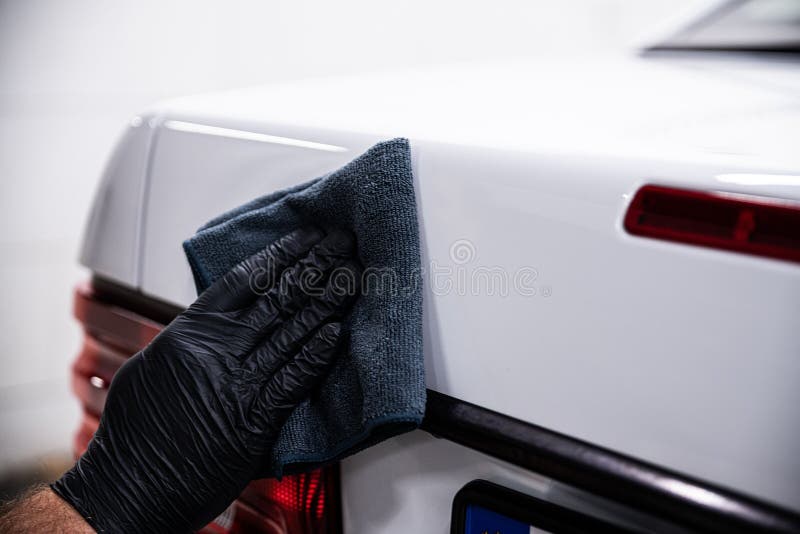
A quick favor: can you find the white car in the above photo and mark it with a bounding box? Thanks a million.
[72,2,800,532]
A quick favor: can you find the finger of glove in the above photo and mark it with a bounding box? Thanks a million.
[253,322,341,434]
[247,260,361,377]
[194,227,324,312]
[275,228,356,309]
[242,229,357,329]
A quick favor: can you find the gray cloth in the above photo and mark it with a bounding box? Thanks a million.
[183,138,425,477]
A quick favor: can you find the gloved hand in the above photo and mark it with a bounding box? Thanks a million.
[52,227,361,533]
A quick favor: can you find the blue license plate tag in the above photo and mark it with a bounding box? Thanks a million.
[463,504,543,534]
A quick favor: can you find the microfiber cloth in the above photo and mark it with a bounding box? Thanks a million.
[183,138,424,478]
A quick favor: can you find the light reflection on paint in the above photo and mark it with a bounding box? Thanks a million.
[716,173,800,187]
[163,120,348,152]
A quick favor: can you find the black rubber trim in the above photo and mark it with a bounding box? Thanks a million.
[451,480,628,533]
[423,390,800,533]
[644,45,800,56]
[91,275,800,533]
[643,0,800,56]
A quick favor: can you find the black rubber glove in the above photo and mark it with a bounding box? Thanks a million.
[52,227,361,533]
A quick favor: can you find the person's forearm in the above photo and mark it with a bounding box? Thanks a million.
[0,485,93,533]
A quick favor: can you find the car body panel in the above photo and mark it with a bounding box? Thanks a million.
[79,118,154,286]
[80,54,800,518]
[340,431,684,533]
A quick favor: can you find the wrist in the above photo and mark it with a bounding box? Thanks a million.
[52,436,201,533]
[47,486,96,533]
[51,449,149,534]
[0,485,94,533]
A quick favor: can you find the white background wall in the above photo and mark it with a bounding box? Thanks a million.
[0,0,700,474]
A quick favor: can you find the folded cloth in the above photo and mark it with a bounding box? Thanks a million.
[183,138,424,478]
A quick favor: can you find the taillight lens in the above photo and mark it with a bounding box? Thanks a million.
[71,282,341,534]
[624,185,800,264]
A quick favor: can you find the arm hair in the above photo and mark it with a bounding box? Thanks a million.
[0,485,93,533]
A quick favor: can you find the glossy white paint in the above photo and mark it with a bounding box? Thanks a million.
[80,54,800,520]
[410,141,800,512]
[80,117,155,286]
[146,56,800,169]
[139,122,377,301]
[340,431,683,533]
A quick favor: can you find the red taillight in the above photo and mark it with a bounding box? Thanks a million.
[624,185,800,264]
[71,282,341,534]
